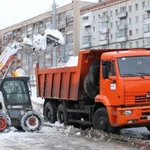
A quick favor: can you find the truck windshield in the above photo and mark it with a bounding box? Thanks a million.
[3,80,29,105]
[118,56,150,77]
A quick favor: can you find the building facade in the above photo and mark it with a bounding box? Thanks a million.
[80,0,150,49]
[0,1,92,76]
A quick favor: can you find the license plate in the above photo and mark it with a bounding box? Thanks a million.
[147,116,150,120]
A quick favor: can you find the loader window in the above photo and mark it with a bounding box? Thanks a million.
[3,80,29,104]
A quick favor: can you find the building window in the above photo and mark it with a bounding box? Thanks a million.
[115,9,118,15]
[66,33,73,43]
[93,27,95,31]
[110,22,113,28]
[110,11,113,17]
[120,6,126,12]
[129,5,132,12]
[129,30,132,36]
[83,16,88,21]
[130,42,132,48]
[129,18,132,24]
[82,36,91,45]
[142,2,145,9]
[93,16,95,22]
[98,14,100,19]
[85,26,91,32]
[136,41,139,47]
[136,29,139,35]
[116,21,118,27]
[116,44,118,49]
[135,16,139,23]
[110,34,113,40]
[135,4,139,11]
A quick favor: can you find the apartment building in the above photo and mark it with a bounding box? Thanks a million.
[80,0,150,49]
[0,1,93,76]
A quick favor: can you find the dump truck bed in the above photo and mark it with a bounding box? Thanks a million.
[35,49,132,101]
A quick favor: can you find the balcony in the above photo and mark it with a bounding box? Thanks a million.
[66,26,73,32]
[144,17,150,24]
[117,23,127,30]
[117,36,127,42]
[99,15,109,22]
[144,37,150,47]
[82,12,92,27]
[144,5,150,11]
[99,26,108,33]
[144,25,150,38]
[59,23,66,29]
[99,39,109,45]
[82,43,92,48]
[82,35,92,48]
[117,11,127,18]
[66,17,73,23]
[117,31,127,42]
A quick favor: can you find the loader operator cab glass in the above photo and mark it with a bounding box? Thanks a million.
[118,56,150,77]
[3,80,29,105]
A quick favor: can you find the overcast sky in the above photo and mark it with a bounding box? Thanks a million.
[0,0,98,30]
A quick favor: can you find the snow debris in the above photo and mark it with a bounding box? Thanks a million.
[33,29,65,51]
[63,56,78,67]
[22,37,32,45]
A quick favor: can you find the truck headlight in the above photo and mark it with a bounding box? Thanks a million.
[124,110,132,116]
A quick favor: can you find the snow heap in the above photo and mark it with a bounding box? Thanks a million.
[22,37,32,45]
[63,56,78,67]
[32,29,65,51]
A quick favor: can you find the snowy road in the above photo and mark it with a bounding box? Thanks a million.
[0,126,137,150]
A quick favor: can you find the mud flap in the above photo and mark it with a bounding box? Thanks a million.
[20,111,43,132]
[0,112,11,133]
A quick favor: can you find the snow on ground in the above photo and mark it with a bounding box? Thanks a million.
[0,86,147,149]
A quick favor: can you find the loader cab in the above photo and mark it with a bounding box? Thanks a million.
[0,77,32,109]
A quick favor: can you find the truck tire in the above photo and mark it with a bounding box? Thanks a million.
[0,113,11,133]
[84,73,98,99]
[89,61,100,88]
[57,104,68,125]
[20,111,43,132]
[93,108,115,133]
[44,102,57,123]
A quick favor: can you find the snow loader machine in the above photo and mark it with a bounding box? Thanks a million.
[0,30,64,132]
[0,41,43,132]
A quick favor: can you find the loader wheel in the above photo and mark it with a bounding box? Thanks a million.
[21,111,43,132]
[57,104,68,125]
[0,113,11,133]
[93,108,115,133]
[44,102,57,123]
[84,73,98,99]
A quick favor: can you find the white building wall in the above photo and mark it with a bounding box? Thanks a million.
[80,0,150,49]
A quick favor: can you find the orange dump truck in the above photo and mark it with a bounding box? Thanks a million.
[35,48,150,133]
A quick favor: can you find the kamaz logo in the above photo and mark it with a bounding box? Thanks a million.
[146,94,150,98]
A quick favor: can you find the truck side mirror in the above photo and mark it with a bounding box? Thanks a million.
[102,66,109,79]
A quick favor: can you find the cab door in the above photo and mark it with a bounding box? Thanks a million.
[100,60,121,106]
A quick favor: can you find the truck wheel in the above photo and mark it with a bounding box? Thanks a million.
[57,104,68,125]
[21,111,43,132]
[84,73,98,99]
[0,113,11,133]
[44,102,57,123]
[93,108,115,133]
